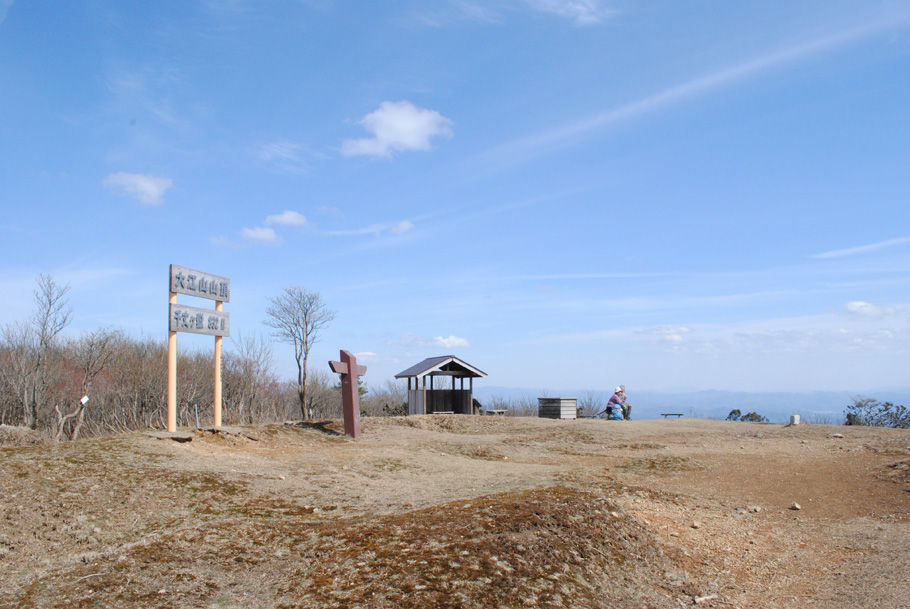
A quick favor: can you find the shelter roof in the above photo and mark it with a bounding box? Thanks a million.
[394,355,487,379]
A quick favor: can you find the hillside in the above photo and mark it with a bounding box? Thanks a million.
[1,417,908,608]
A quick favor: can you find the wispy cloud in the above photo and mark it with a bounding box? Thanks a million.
[812,237,910,259]
[413,1,500,27]
[0,1,14,26]
[342,101,453,157]
[326,219,415,238]
[546,305,909,356]
[265,210,308,227]
[525,0,614,26]
[104,68,183,128]
[413,0,613,27]
[257,140,320,174]
[390,220,414,234]
[478,18,908,170]
[497,271,674,281]
[103,172,173,205]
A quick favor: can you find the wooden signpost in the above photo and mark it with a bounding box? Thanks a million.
[329,350,367,439]
[167,264,231,433]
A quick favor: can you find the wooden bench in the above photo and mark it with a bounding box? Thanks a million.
[661,413,683,419]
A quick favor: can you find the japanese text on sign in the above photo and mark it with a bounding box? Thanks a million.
[170,264,230,303]
[169,304,230,337]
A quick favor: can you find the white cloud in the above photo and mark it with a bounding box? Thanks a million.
[394,333,471,350]
[265,210,308,227]
[342,101,453,157]
[525,0,614,26]
[103,172,173,205]
[213,211,307,248]
[390,220,414,234]
[435,335,470,348]
[812,237,910,259]
[844,301,895,317]
[241,226,280,243]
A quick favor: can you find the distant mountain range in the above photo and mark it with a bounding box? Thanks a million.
[473,386,910,424]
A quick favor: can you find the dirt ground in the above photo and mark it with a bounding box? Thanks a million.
[0,416,907,608]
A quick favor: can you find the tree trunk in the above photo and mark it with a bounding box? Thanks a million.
[70,406,87,442]
[26,385,38,430]
[302,351,310,419]
[296,352,308,420]
[22,387,33,428]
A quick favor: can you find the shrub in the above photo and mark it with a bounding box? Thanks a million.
[739,411,767,423]
[726,409,766,423]
[844,398,909,428]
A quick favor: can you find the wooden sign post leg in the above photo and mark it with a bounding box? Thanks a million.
[167,290,178,432]
[213,300,223,428]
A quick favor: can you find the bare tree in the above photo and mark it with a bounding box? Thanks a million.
[578,391,604,418]
[264,287,334,419]
[225,331,274,424]
[30,275,72,429]
[54,329,119,441]
[0,322,34,426]
[0,275,71,429]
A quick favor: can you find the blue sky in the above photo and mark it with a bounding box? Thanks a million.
[1,1,909,393]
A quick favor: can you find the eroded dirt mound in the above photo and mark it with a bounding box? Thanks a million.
[283,488,688,608]
[8,488,688,609]
[0,425,47,447]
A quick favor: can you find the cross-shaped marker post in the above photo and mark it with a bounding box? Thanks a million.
[328,349,367,438]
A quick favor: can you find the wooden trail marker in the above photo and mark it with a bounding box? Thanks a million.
[329,350,366,439]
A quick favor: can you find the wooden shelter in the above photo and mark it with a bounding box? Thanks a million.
[395,355,487,415]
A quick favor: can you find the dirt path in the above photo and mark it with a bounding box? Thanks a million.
[1,417,907,608]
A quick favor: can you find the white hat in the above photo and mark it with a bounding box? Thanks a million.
[615,386,624,393]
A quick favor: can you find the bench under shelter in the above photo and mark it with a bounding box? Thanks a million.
[395,355,487,415]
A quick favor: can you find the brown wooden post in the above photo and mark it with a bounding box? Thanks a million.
[329,350,367,439]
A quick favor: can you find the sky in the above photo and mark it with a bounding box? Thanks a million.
[1,1,909,394]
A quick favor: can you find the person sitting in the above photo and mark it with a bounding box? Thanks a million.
[608,385,632,420]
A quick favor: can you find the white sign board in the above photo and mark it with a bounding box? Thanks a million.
[169,304,230,337]
[170,264,230,303]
